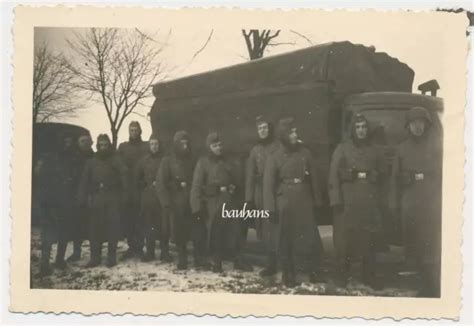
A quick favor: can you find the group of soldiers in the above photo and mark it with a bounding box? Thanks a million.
[35,106,441,296]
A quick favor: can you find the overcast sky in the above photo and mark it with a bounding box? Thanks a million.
[35,22,445,145]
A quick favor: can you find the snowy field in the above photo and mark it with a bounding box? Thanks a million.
[30,227,419,297]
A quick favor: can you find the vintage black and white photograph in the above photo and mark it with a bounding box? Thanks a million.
[9,6,467,319]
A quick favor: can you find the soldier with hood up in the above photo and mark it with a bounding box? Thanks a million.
[118,121,149,259]
[134,134,167,262]
[245,115,280,277]
[157,131,205,270]
[389,106,442,297]
[263,118,324,287]
[328,113,385,288]
[190,132,251,273]
[78,134,128,268]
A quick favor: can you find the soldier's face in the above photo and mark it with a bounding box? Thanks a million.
[209,142,222,156]
[179,139,189,152]
[354,121,368,140]
[78,135,92,152]
[149,139,159,153]
[257,123,269,140]
[409,119,426,137]
[97,139,111,153]
[288,128,298,145]
[129,126,141,139]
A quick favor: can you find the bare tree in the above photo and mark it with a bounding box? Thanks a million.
[242,29,297,60]
[33,43,81,123]
[66,28,166,147]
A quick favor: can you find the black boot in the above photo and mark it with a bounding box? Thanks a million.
[282,269,296,288]
[259,253,277,277]
[55,240,67,269]
[177,245,188,270]
[67,240,82,262]
[38,259,53,277]
[106,242,118,268]
[281,259,297,287]
[233,255,253,272]
[160,242,173,262]
[193,253,212,270]
[142,240,155,262]
[86,241,101,268]
[106,255,117,268]
[362,255,380,289]
[212,257,223,273]
[85,258,101,268]
[54,258,67,270]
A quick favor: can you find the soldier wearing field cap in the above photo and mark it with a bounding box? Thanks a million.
[389,106,442,297]
[190,132,251,273]
[157,130,204,270]
[245,115,280,277]
[263,118,324,287]
[328,113,385,288]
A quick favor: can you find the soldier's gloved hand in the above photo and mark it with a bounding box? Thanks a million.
[192,211,203,222]
[269,211,279,225]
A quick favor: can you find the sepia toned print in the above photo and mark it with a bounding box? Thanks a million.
[10,6,466,319]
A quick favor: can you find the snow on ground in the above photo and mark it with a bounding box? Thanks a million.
[30,227,418,297]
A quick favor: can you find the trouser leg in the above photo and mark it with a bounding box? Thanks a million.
[55,218,68,266]
[159,210,172,262]
[192,218,208,268]
[39,217,54,276]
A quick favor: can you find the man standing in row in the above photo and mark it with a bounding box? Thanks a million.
[158,131,203,270]
[67,131,94,262]
[389,106,442,297]
[118,121,149,259]
[263,118,324,287]
[79,134,128,268]
[35,133,76,276]
[245,116,280,277]
[328,113,384,288]
[190,132,251,273]
[135,134,168,262]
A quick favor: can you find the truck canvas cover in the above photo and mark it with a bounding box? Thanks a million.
[150,41,414,157]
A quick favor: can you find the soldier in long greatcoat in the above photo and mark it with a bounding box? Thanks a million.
[67,131,94,262]
[157,131,204,270]
[78,134,128,268]
[263,118,324,287]
[134,134,168,262]
[190,132,251,273]
[328,113,385,288]
[245,116,280,277]
[117,121,149,258]
[35,133,76,275]
[389,106,442,297]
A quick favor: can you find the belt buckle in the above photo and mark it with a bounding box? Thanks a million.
[180,181,187,188]
[293,178,302,184]
[357,172,367,179]
[220,186,227,192]
[414,173,424,181]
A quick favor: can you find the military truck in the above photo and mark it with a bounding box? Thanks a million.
[150,41,443,231]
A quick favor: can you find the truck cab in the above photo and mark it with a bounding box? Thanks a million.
[341,91,444,244]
